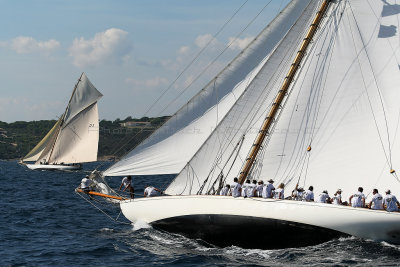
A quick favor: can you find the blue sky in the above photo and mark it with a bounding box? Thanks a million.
[0,0,289,122]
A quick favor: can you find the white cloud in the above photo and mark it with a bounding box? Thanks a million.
[178,46,191,56]
[69,28,132,67]
[228,36,254,50]
[195,34,219,49]
[11,36,60,54]
[125,76,169,89]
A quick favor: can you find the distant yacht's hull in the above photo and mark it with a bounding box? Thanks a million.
[120,195,400,249]
[25,163,82,171]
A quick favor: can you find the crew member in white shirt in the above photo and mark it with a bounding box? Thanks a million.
[231,177,242,198]
[256,180,264,197]
[242,180,250,197]
[274,183,285,199]
[316,190,331,203]
[246,180,257,197]
[262,179,275,198]
[220,184,231,196]
[119,176,134,198]
[332,189,342,205]
[349,187,365,208]
[144,186,161,197]
[291,183,304,201]
[383,189,400,212]
[80,175,93,193]
[368,188,383,210]
[303,186,314,202]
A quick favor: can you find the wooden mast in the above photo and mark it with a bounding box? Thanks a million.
[238,0,331,184]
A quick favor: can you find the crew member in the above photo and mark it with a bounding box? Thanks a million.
[303,186,314,202]
[383,189,400,212]
[332,189,342,205]
[220,184,231,196]
[231,177,242,198]
[119,176,134,198]
[316,190,331,203]
[262,179,275,198]
[144,186,161,197]
[274,183,285,199]
[369,189,383,210]
[349,187,365,208]
[80,175,93,193]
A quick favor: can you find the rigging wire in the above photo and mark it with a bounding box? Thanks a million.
[97,0,276,170]
[347,2,394,173]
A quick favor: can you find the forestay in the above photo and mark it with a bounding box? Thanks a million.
[103,0,314,177]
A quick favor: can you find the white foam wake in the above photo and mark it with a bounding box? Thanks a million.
[131,220,152,231]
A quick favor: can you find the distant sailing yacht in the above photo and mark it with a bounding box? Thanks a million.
[22,73,102,171]
[82,0,400,248]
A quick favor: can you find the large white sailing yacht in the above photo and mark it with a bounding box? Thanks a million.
[82,0,400,248]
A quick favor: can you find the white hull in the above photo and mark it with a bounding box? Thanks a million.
[25,163,82,171]
[120,195,400,248]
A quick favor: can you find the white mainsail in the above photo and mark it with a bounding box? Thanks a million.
[257,0,400,200]
[28,73,103,165]
[103,0,314,177]
[168,0,400,199]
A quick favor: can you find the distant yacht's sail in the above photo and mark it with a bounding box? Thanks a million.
[103,0,314,177]
[22,118,62,162]
[33,73,102,165]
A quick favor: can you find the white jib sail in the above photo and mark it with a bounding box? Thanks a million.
[103,0,314,177]
[165,0,320,195]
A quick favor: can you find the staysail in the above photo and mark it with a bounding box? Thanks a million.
[103,0,314,177]
[22,118,62,162]
[31,73,102,165]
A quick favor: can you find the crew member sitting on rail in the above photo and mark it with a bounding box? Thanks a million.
[220,184,231,196]
[119,176,134,199]
[332,189,342,205]
[256,180,264,197]
[262,179,275,198]
[273,183,285,199]
[231,177,242,198]
[369,188,383,210]
[246,180,257,197]
[349,187,365,208]
[242,179,250,197]
[80,175,93,193]
[316,190,331,203]
[303,186,314,202]
[383,189,400,212]
[144,186,161,197]
[291,183,304,201]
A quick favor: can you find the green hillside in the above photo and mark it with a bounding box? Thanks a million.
[0,116,169,160]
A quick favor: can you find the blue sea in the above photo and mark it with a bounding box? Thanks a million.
[1,160,400,266]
